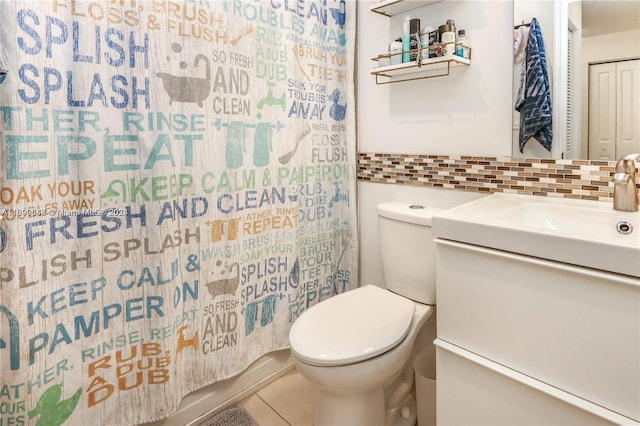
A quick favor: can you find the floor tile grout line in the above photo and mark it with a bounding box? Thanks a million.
[256,393,292,426]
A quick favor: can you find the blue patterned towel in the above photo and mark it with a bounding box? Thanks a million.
[515,17,552,152]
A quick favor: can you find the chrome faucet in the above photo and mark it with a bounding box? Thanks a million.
[613,153,640,212]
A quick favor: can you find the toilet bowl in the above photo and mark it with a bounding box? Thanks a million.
[291,285,433,426]
[289,202,443,426]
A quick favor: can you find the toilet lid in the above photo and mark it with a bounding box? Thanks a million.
[289,285,415,366]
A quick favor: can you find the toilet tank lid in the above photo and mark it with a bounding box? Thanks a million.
[377,202,445,226]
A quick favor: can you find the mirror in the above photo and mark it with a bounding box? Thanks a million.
[512,0,640,160]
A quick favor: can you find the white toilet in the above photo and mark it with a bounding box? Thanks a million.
[289,201,442,426]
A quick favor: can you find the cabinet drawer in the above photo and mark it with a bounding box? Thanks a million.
[435,239,640,421]
[436,340,629,425]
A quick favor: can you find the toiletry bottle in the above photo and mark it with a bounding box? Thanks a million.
[446,19,456,37]
[438,24,448,41]
[456,29,469,59]
[440,24,455,56]
[420,26,434,61]
[409,18,421,62]
[428,27,439,58]
[390,38,403,65]
[403,15,412,62]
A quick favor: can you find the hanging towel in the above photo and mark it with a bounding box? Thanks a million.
[515,17,552,152]
[513,26,529,64]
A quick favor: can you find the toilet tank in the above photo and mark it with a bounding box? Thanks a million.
[377,202,444,304]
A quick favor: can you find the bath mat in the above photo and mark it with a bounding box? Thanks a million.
[197,403,259,426]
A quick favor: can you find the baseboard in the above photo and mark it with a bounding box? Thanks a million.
[144,349,294,426]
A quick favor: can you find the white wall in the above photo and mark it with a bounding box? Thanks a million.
[358,1,513,156]
[580,28,640,158]
[357,1,513,288]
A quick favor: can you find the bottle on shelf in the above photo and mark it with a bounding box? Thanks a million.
[440,23,455,57]
[390,38,403,65]
[403,16,421,63]
[428,26,439,58]
[446,19,456,37]
[420,26,435,61]
[409,18,420,62]
[403,15,412,63]
[456,29,469,59]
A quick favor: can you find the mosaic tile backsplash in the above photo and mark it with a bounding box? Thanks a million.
[358,153,640,202]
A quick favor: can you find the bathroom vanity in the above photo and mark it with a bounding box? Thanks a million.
[432,193,640,425]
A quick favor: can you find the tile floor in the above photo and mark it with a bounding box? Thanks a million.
[241,368,319,426]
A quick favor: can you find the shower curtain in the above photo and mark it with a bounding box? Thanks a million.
[0,1,357,424]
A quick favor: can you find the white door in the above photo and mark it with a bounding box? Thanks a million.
[588,60,640,160]
[616,60,640,158]
[588,63,617,160]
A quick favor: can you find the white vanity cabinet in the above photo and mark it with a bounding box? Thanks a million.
[431,193,640,425]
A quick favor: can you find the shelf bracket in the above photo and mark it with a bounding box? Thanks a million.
[370,9,392,17]
[373,61,452,85]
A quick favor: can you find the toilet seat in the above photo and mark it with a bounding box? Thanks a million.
[289,285,415,366]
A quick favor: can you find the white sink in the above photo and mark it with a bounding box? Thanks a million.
[432,193,640,277]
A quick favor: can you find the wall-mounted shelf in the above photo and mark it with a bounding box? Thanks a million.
[370,0,442,17]
[369,0,472,84]
[371,54,470,84]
